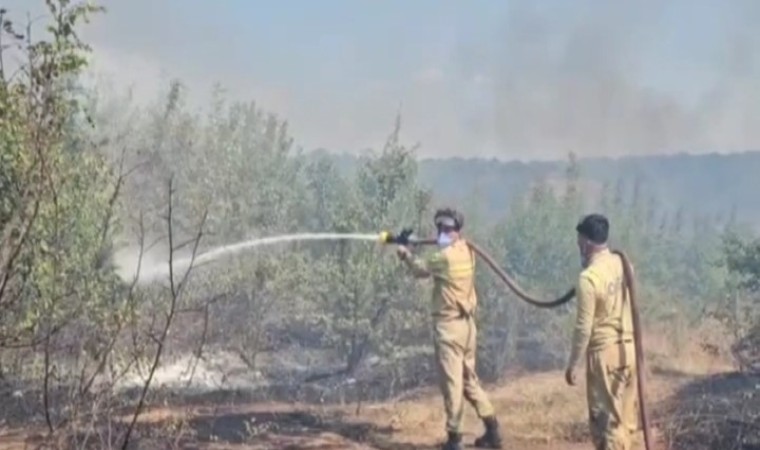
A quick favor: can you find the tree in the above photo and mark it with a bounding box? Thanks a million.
[303,116,431,379]
[0,4,213,447]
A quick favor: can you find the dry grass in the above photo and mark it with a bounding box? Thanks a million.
[350,371,588,445]
[645,319,736,377]
[0,326,737,449]
[350,367,694,449]
[0,371,701,450]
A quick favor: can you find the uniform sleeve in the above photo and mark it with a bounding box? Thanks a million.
[566,273,597,370]
[405,251,446,279]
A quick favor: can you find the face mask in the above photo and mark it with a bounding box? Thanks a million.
[437,232,454,249]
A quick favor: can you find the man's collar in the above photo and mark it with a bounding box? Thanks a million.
[588,246,610,264]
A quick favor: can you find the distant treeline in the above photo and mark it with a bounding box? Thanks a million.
[311,149,760,228]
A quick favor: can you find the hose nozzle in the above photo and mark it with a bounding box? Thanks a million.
[378,230,392,244]
[378,228,416,245]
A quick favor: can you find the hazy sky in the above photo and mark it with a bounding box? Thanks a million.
[5,0,760,160]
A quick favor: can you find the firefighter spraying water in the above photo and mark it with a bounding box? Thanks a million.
[121,209,650,450]
[381,211,651,450]
[392,208,502,450]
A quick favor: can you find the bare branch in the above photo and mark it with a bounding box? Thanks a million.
[120,177,207,449]
[79,218,148,397]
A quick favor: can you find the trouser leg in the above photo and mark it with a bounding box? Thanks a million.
[434,319,467,434]
[586,342,638,450]
[462,317,495,418]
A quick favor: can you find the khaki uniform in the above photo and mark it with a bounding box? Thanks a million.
[406,239,495,433]
[567,248,638,450]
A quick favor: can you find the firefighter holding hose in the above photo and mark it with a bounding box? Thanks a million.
[566,214,639,450]
[396,208,503,450]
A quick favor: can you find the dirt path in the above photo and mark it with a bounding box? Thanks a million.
[0,368,702,450]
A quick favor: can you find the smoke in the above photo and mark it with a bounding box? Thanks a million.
[112,241,172,286]
[463,1,760,159]
[4,0,760,160]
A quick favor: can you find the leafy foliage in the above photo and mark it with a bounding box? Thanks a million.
[0,0,117,357]
[1,1,758,447]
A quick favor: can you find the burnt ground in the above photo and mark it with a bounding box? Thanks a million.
[660,371,760,450]
[0,370,685,450]
[0,334,754,450]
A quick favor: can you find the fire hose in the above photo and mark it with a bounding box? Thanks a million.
[379,229,652,450]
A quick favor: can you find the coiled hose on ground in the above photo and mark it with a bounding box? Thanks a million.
[389,233,652,449]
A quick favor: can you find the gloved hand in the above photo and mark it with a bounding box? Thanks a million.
[395,228,414,246]
[397,245,412,261]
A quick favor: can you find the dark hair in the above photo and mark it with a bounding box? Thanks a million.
[576,213,609,244]
[434,208,464,231]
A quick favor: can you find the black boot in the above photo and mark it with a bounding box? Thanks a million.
[441,431,463,450]
[474,416,503,449]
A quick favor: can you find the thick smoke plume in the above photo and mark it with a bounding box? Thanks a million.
[470,1,760,159]
[4,0,760,159]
